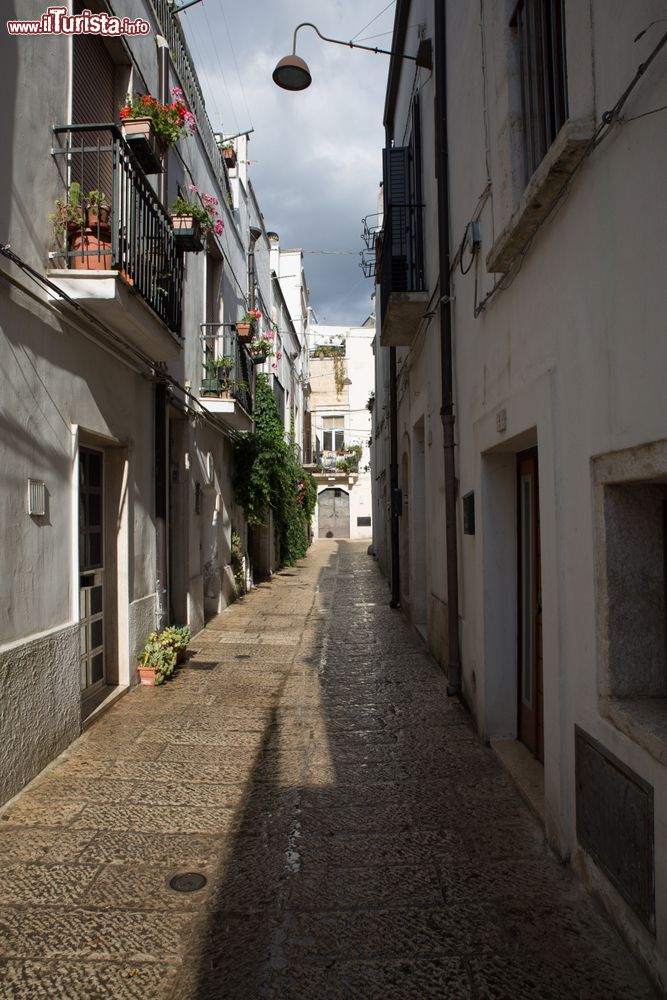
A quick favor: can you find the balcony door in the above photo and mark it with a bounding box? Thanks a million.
[79,447,106,698]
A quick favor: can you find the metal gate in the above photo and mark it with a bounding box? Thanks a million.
[318,488,350,538]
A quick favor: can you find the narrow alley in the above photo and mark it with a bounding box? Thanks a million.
[0,541,657,999]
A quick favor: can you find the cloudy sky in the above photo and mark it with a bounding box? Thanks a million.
[177,0,394,325]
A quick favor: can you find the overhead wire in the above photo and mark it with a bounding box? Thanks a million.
[473,27,667,317]
[215,0,254,131]
[202,0,242,134]
[351,1,396,42]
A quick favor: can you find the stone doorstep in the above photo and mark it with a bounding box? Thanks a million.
[491,738,545,826]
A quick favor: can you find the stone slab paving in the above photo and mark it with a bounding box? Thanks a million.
[0,540,659,999]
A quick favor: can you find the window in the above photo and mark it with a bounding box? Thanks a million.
[204,253,223,366]
[322,416,344,452]
[593,439,667,764]
[511,0,568,182]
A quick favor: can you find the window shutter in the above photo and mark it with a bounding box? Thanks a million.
[72,23,115,200]
[382,147,412,293]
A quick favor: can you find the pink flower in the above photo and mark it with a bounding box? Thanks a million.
[214,220,224,235]
[276,352,282,360]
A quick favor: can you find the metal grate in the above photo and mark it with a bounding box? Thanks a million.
[27,480,46,517]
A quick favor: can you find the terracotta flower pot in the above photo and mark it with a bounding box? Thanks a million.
[137,664,156,686]
[236,322,253,343]
[86,205,111,228]
[121,117,165,174]
[171,213,204,253]
[69,228,112,270]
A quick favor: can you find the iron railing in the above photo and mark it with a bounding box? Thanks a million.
[52,124,183,335]
[149,0,230,192]
[200,326,253,416]
[380,201,425,321]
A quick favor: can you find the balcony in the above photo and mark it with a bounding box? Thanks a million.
[379,202,428,348]
[48,124,184,361]
[198,326,253,432]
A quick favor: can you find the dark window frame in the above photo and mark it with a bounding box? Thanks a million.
[511,0,568,183]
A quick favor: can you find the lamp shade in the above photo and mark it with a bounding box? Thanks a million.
[272,54,312,91]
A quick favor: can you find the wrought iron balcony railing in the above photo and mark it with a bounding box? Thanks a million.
[200,326,253,416]
[52,124,184,335]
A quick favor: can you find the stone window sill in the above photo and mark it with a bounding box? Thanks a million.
[602,698,667,767]
[486,118,596,274]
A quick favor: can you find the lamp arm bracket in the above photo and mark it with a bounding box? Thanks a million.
[291,21,419,62]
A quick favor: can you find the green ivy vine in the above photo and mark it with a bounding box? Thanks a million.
[233,375,317,566]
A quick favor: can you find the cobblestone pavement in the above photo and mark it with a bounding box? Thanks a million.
[0,540,659,999]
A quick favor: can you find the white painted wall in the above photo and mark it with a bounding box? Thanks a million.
[0,0,279,805]
[373,0,667,984]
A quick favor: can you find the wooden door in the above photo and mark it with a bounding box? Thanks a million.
[517,449,543,761]
[318,488,350,538]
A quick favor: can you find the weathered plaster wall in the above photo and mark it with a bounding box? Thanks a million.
[0,625,79,806]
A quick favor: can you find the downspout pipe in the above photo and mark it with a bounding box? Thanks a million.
[156,36,169,207]
[248,226,262,310]
[154,36,170,632]
[389,345,400,607]
[434,0,461,694]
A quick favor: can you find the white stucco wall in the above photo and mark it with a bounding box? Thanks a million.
[373,0,667,983]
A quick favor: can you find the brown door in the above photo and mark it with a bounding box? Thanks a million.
[517,449,543,761]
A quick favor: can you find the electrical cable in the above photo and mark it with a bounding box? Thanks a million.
[351,1,396,42]
[473,28,667,316]
[0,244,241,440]
[216,0,254,131]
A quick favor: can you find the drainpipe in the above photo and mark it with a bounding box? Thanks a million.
[154,380,168,631]
[156,36,169,207]
[389,346,401,607]
[434,0,461,694]
[155,37,170,631]
[248,226,262,309]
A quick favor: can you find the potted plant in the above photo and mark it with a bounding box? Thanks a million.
[137,631,177,686]
[160,624,190,664]
[170,186,224,252]
[221,142,237,169]
[201,356,234,397]
[51,183,112,271]
[236,309,261,343]
[85,190,110,228]
[120,87,196,173]
[248,334,274,365]
[207,355,235,383]
[50,181,83,241]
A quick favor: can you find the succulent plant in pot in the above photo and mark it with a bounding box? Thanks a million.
[160,624,191,664]
[137,631,177,686]
[85,190,110,228]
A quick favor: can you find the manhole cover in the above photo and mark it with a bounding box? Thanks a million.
[169,872,207,893]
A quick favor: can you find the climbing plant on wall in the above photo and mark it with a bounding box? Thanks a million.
[233,375,317,565]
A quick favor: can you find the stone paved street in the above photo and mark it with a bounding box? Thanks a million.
[0,540,659,999]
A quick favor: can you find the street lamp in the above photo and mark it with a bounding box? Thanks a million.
[272,22,432,91]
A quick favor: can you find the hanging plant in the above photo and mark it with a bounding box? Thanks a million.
[233,375,316,565]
